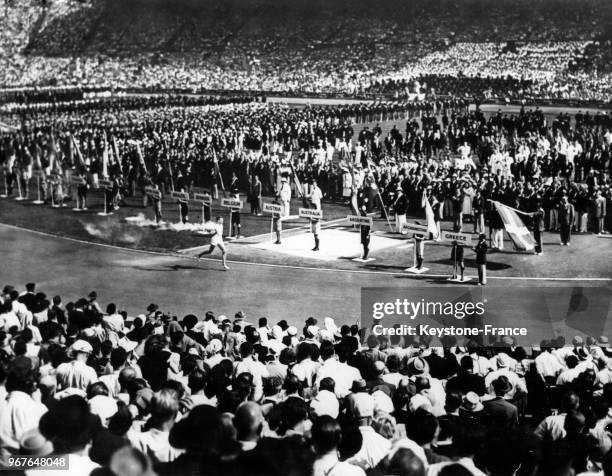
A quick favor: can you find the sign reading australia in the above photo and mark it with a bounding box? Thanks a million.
[361,287,612,347]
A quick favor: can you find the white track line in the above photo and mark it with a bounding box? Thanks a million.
[1,222,611,281]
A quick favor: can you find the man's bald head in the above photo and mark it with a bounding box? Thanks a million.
[119,367,137,389]
[234,402,263,442]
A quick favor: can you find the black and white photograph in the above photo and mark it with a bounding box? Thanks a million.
[1,0,612,474]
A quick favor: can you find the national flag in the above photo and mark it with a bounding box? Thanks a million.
[491,201,536,251]
[422,191,439,239]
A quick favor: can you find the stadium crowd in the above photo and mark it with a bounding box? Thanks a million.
[2,282,612,475]
[0,0,612,101]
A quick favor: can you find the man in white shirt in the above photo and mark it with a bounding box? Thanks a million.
[128,389,183,464]
[315,342,361,398]
[0,364,47,462]
[234,342,269,402]
[535,342,564,383]
[312,416,365,476]
[55,340,98,391]
[347,393,391,470]
[485,353,527,399]
[102,303,124,333]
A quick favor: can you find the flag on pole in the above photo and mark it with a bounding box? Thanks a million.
[491,200,536,251]
[422,191,439,239]
[102,132,109,178]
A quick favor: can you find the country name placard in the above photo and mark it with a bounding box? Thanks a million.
[144,186,161,199]
[347,215,373,227]
[299,208,323,219]
[441,231,473,245]
[171,191,190,201]
[192,193,212,204]
[401,223,428,235]
[221,198,243,209]
[263,203,282,214]
[98,179,113,189]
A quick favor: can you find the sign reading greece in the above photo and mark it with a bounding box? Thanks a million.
[98,179,113,189]
[441,231,472,245]
[144,186,161,199]
[221,198,243,209]
[171,191,189,201]
[401,223,428,235]
[70,176,86,185]
[347,215,373,227]
[192,193,212,204]
[299,208,323,219]
[263,203,282,214]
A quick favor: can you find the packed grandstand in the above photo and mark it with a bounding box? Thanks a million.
[1,0,612,475]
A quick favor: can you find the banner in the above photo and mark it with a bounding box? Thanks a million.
[492,201,535,251]
[422,192,439,238]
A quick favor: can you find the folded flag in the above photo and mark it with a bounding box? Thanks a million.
[492,200,535,251]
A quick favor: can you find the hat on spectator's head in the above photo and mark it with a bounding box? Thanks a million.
[147,303,158,313]
[118,337,137,354]
[372,390,394,414]
[495,353,512,369]
[492,375,513,395]
[88,291,97,299]
[287,326,298,337]
[306,325,319,338]
[351,379,368,393]
[170,404,223,451]
[352,393,374,418]
[235,311,246,320]
[277,320,288,331]
[586,336,597,347]
[374,361,386,376]
[39,395,99,453]
[461,392,483,413]
[305,317,318,327]
[134,388,154,414]
[598,336,609,347]
[407,357,429,376]
[68,339,93,358]
[19,428,53,457]
[310,389,339,419]
[270,325,283,340]
[206,339,222,355]
[2,285,14,295]
[572,335,584,346]
[501,336,514,346]
[576,347,589,361]
[89,395,118,427]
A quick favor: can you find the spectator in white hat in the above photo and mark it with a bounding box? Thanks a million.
[347,392,391,470]
[55,339,98,391]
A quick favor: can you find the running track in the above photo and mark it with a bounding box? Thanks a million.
[1,224,610,327]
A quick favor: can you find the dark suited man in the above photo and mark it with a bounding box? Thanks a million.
[531,200,545,255]
[483,376,519,429]
[558,195,575,246]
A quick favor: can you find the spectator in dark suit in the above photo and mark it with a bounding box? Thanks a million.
[483,376,519,429]
[446,356,486,396]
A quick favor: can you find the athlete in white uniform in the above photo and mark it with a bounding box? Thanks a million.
[198,216,230,270]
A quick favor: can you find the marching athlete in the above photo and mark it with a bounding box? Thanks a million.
[198,216,230,270]
[272,197,282,245]
[231,191,242,238]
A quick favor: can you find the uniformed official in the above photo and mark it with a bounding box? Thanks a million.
[231,191,242,238]
[473,233,488,285]
[272,197,282,245]
[360,210,371,260]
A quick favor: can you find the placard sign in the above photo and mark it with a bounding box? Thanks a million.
[263,203,282,214]
[171,191,189,201]
[401,223,428,236]
[347,215,373,227]
[441,231,473,245]
[221,198,243,209]
[145,186,161,200]
[98,179,113,189]
[192,193,212,205]
[299,208,323,219]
